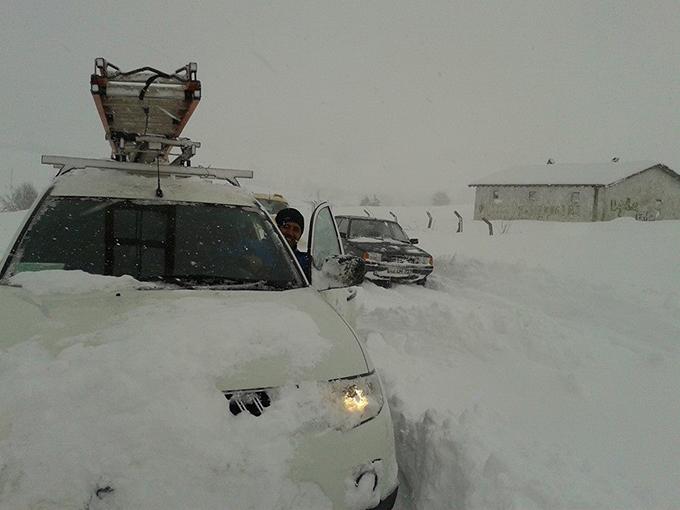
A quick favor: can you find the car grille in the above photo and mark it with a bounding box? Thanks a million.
[383,254,424,264]
[224,390,272,417]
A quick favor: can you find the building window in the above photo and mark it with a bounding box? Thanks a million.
[492,190,500,202]
[570,191,580,203]
[528,190,536,201]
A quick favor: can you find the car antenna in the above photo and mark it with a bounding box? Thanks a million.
[141,104,163,197]
[155,157,163,197]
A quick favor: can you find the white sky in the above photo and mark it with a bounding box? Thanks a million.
[1,0,678,204]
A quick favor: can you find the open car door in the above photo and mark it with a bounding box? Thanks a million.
[307,202,363,326]
[308,201,344,266]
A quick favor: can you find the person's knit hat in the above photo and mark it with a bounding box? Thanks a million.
[275,208,305,232]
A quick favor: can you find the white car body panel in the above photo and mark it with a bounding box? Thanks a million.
[0,162,398,509]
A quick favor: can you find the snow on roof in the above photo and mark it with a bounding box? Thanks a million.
[469,161,662,186]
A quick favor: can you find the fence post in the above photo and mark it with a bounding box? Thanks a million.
[454,210,463,233]
[481,217,493,235]
[426,211,433,229]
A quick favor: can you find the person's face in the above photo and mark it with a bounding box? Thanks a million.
[279,221,302,248]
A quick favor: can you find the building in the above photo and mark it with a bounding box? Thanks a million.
[469,161,680,222]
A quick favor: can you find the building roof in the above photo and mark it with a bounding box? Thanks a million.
[469,161,665,186]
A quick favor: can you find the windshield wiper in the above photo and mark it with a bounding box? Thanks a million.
[198,279,298,291]
[138,276,196,289]
[143,275,296,291]
[208,280,270,290]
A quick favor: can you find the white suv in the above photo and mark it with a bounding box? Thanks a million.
[0,157,398,509]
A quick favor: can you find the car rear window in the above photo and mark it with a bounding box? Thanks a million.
[4,196,305,289]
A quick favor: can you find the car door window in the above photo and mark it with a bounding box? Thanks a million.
[336,217,348,236]
[309,205,342,269]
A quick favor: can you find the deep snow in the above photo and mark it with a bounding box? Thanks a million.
[337,205,680,510]
[1,205,679,509]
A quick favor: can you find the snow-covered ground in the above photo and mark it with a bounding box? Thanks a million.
[1,206,679,509]
[337,206,680,509]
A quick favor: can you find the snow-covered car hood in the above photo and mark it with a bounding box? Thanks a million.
[0,272,368,391]
[0,271,373,509]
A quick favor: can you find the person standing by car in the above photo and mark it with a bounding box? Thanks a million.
[275,207,312,281]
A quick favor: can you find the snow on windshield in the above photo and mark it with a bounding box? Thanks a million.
[9,270,153,294]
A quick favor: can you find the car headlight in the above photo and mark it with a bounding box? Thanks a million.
[421,256,433,265]
[325,371,384,430]
[361,251,382,262]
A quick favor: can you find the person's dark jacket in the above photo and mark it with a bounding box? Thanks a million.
[294,249,312,281]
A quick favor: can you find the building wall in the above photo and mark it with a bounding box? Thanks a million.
[599,167,680,221]
[473,185,597,221]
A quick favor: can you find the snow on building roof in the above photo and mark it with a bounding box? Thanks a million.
[469,161,662,186]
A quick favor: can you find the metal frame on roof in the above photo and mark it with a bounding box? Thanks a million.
[42,155,253,186]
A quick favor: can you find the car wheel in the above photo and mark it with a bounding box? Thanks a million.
[416,277,427,286]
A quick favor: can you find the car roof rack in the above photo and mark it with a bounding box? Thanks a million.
[90,58,203,165]
[42,155,253,186]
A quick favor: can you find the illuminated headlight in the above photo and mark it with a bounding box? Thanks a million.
[361,251,382,262]
[325,372,384,430]
[421,256,433,265]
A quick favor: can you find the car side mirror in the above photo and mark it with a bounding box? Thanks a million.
[410,238,419,244]
[313,255,365,290]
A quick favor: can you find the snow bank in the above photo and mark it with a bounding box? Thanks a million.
[341,207,680,509]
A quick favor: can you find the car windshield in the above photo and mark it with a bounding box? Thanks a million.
[4,197,305,290]
[348,219,410,243]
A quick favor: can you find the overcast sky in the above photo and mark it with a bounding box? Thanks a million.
[1,0,678,204]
